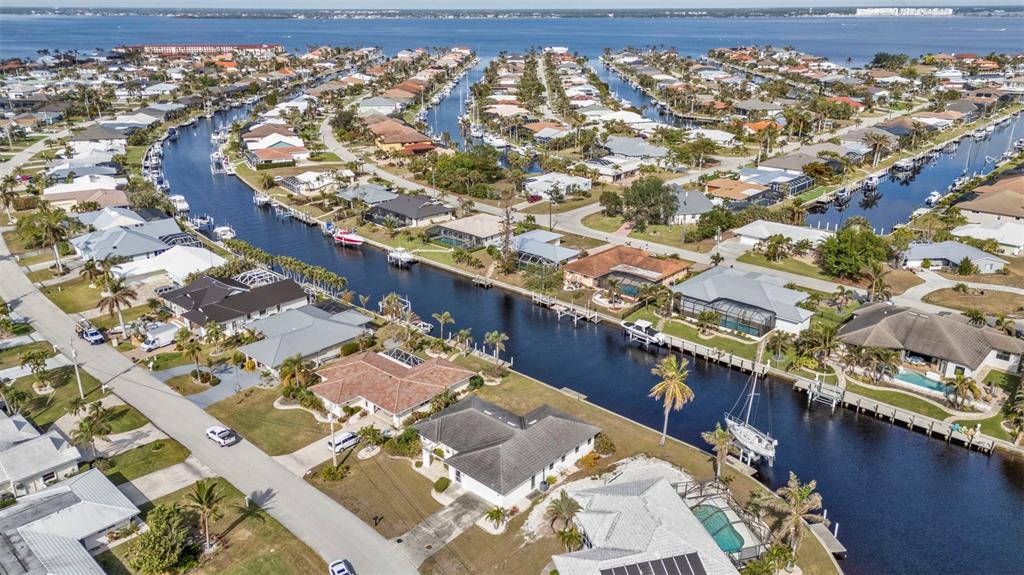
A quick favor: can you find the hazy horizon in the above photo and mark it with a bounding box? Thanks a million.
[0,1,1001,10]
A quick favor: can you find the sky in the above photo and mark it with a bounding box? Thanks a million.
[0,1,990,9]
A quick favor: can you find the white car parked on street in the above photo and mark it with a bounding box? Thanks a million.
[329,559,355,575]
[206,425,239,447]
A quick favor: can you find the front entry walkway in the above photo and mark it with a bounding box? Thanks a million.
[394,491,489,567]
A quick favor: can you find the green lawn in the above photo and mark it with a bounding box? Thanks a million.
[94,478,325,575]
[92,305,151,331]
[737,252,834,282]
[106,404,150,434]
[10,367,109,430]
[164,373,210,396]
[580,213,712,252]
[16,251,57,267]
[626,308,758,360]
[98,439,190,485]
[205,388,329,456]
[954,371,1024,442]
[0,341,54,370]
[41,276,102,313]
[846,382,953,420]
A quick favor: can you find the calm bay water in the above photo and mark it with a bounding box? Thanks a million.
[158,105,1024,575]
[2,15,1023,64]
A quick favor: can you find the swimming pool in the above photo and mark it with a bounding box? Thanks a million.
[895,370,947,393]
[692,505,745,554]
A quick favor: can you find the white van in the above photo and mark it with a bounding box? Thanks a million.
[140,323,179,352]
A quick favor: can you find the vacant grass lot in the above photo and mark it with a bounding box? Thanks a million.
[0,341,54,370]
[95,478,324,575]
[100,439,190,485]
[10,367,108,430]
[206,387,329,456]
[41,276,102,313]
[923,288,1024,315]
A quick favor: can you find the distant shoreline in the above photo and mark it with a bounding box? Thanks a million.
[1,7,1023,20]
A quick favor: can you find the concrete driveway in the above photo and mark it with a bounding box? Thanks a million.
[395,491,489,567]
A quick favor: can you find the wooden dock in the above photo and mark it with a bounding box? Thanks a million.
[531,294,599,325]
[664,334,763,373]
[810,523,847,558]
[792,379,996,454]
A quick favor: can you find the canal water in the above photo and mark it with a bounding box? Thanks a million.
[805,115,1024,232]
[163,107,1024,575]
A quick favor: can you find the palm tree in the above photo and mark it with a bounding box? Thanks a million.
[186,479,226,550]
[863,131,891,167]
[831,286,851,310]
[649,355,694,446]
[432,311,454,343]
[766,472,826,555]
[555,526,584,551]
[994,313,1017,336]
[203,321,225,353]
[867,347,900,383]
[544,490,582,531]
[98,277,137,337]
[176,334,204,380]
[766,331,792,363]
[31,203,70,273]
[603,278,623,304]
[484,330,509,367]
[944,372,981,409]
[963,308,986,327]
[485,506,509,529]
[701,423,734,479]
[0,174,17,224]
[279,354,312,388]
[709,252,725,267]
[70,405,114,461]
[860,261,890,303]
[696,310,720,337]
[81,260,102,286]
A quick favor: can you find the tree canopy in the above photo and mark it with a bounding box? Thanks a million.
[817,226,891,279]
[622,177,677,231]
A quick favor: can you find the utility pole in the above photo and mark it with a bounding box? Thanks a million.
[329,413,337,467]
[68,338,84,400]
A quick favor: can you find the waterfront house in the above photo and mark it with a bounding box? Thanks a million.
[951,221,1024,256]
[523,172,592,200]
[43,188,130,212]
[513,229,579,267]
[413,397,600,508]
[563,245,690,296]
[69,217,184,262]
[110,245,227,285]
[238,305,372,374]
[337,183,398,206]
[900,240,1007,274]
[281,170,336,196]
[0,412,82,496]
[956,178,1024,224]
[736,167,814,199]
[0,469,140,574]
[368,194,454,228]
[551,473,739,575]
[672,267,813,336]
[670,188,715,225]
[733,220,833,247]
[429,213,503,249]
[838,303,1024,379]
[311,351,474,428]
[161,275,309,336]
[704,178,770,203]
[73,206,147,231]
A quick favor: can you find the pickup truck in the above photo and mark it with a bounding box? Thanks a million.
[76,321,106,345]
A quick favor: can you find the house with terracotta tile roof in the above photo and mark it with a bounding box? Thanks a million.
[311,351,475,427]
[563,245,691,296]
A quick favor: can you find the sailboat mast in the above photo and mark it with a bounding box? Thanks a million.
[744,373,757,425]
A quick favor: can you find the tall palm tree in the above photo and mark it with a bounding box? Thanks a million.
[867,347,900,383]
[860,261,890,303]
[944,372,981,409]
[71,405,114,461]
[81,260,102,286]
[176,335,204,379]
[696,310,720,336]
[185,479,226,550]
[203,321,225,353]
[767,472,826,555]
[766,331,792,362]
[649,355,694,446]
[0,174,17,224]
[863,131,891,167]
[544,490,582,531]
[701,423,734,479]
[31,203,70,273]
[432,311,454,342]
[279,354,312,388]
[603,278,623,304]
[98,277,137,337]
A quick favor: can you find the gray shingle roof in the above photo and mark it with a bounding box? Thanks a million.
[902,240,1007,265]
[603,136,667,159]
[838,303,1024,369]
[371,194,453,221]
[414,397,600,495]
[238,305,371,368]
[162,275,308,326]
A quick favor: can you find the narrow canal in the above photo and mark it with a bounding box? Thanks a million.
[806,114,1024,232]
[164,108,1024,575]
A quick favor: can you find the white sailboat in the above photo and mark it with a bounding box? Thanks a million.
[725,371,777,467]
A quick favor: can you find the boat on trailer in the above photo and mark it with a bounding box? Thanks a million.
[725,371,777,467]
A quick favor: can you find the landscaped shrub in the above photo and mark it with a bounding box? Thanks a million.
[414,460,423,468]
[384,427,421,458]
[579,452,601,468]
[432,447,444,458]
[208,376,221,386]
[545,475,557,486]
[401,410,432,427]
[433,477,451,492]
[468,375,485,390]
[319,463,350,482]
[340,341,360,356]
[231,351,246,367]
[594,432,616,456]
[150,441,165,452]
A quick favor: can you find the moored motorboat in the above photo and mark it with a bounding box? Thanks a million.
[213,225,236,240]
[333,228,365,246]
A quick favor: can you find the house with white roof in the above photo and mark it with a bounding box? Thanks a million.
[111,245,227,285]
[0,412,82,497]
[951,221,1024,256]
[0,469,140,574]
[900,240,1007,274]
[281,170,337,196]
[733,220,834,247]
[523,172,592,200]
[73,206,146,231]
[687,128,738,147]
[672,267,813,336]
[42,174,123,197]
